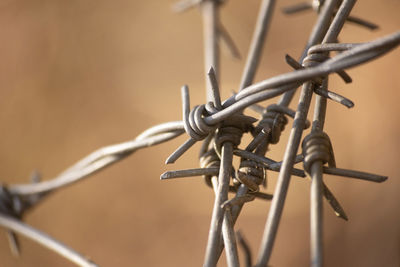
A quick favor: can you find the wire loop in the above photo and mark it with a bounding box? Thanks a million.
[186,104,216,141]
[302,131,336,174]
[200,148,221,187]
[236,160,266,192]
[255,105,289,144]
[214,114,255,154]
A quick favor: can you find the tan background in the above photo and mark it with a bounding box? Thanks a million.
[0,0,399,266]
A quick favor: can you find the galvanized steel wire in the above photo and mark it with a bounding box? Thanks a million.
[0,0,399,266]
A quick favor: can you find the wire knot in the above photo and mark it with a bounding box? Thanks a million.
[254,105,288,144]
[302,50,329,68]
[214,114,255,153]
[235,160,266,192]
[184,104,217,141]
[200,148,221,187]
[200,148,220,169]
[302,131,336,174]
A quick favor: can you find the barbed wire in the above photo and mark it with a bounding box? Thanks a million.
[1,121,185,266]
[0,0,399,266]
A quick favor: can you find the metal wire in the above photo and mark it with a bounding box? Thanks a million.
[1,121,185,266]
[1,1,398,266]
[9,121,185,196]
[255,1,355,265]
[0,214,98,267]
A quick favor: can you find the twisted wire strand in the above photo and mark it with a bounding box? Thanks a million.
[0,31,396,267]
[0,4,398,266]
[232,31,400,103]
[164,2,396,267]
[8,121,184,196]
[1,121,185,266]
[167,32,400,164]
[164,30,399,266]
[182,31,400,130]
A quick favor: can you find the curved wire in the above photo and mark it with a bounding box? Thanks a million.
[186,31,400,127]
[8,121,184,196]
[234,31,400,102]
[0,213,98,267]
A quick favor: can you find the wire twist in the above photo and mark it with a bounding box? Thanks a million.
[254,105,289,145]
[185,104,216,141]
[302,131,336,174]
[302,50,329,68]
[200,147,221,187]
[0,1,398,265]
[233,105,288,193]
[235,160,265,193]
[214,114,255,154]
[304,44,352,83]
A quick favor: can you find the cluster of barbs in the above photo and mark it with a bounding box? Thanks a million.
[0,0,398,266]
[163,0,397,267]
[161,40,398,265]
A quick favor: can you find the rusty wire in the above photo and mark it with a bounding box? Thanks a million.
[0,0,399,266]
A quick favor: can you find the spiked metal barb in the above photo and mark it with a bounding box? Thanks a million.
[0,1,399,266]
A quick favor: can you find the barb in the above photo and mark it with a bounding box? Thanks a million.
[164,2,398,266]
[235,32,400,102]
[1,1,397,266]
[173,0,239,101]
[203,112,254,266]
[202,0,220,101]
[161,32,400,134]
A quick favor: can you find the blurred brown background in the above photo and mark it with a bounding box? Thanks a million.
[0,0,399,266]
